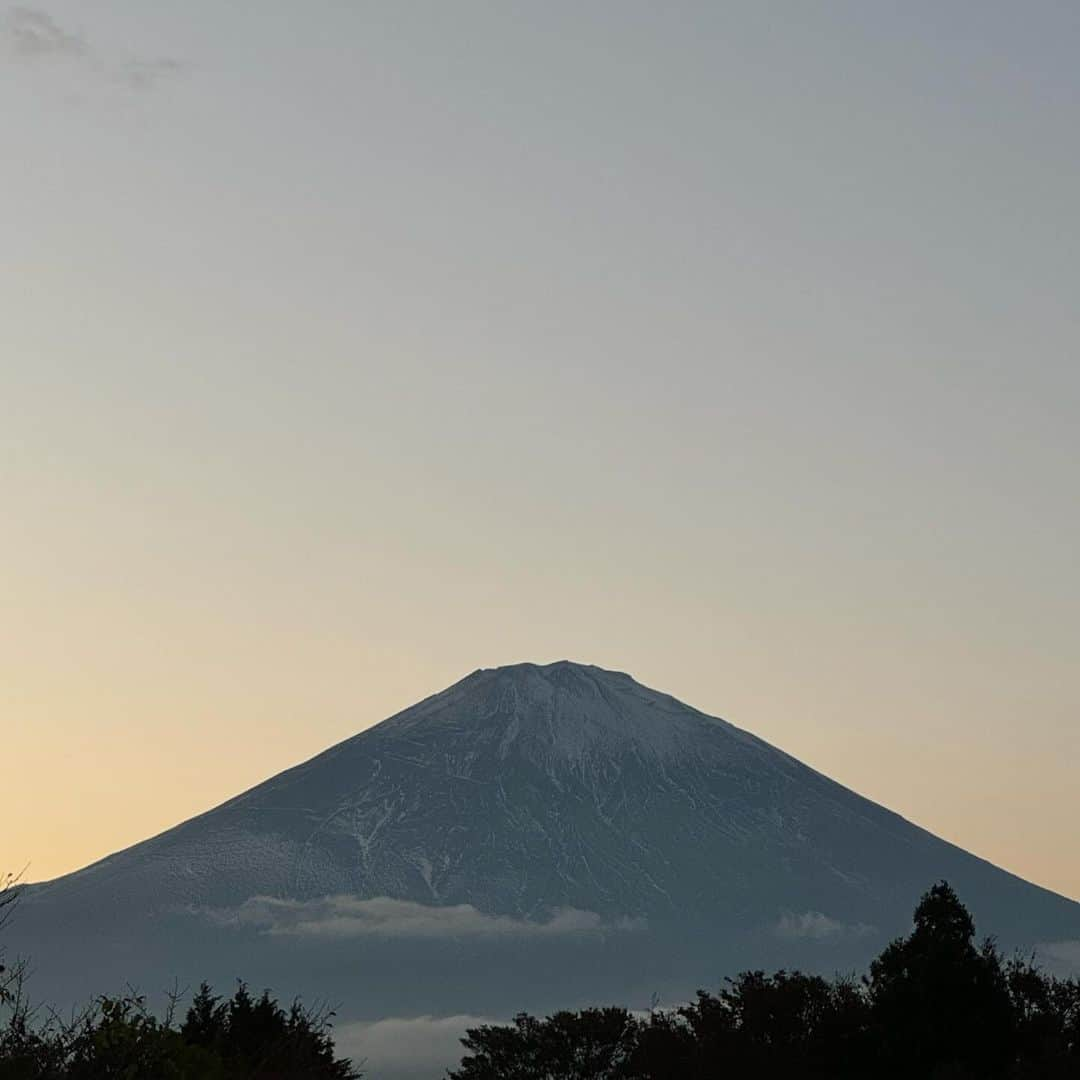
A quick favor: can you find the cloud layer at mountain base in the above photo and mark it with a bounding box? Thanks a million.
[203,894,646,939]
[335,1014,497,1079]
[774,911,877,941]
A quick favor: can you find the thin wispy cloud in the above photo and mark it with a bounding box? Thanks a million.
[774,911,877,942]
[3,5,186,88]
[202,895,646,940]
[6,6,84,57]
[122,55,186,90]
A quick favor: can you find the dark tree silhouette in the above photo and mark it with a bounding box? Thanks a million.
[867,881,1016,1077]
[449,882,1080,1080]
[0,981,360,1078]
[180,981,358,1079]
[0,874,16,933]
[676,970,873,1077]
[0,871,23,1013]
[4,880,1079,1078]
[450,1007,638,1080]
[1005,953,1080,1076]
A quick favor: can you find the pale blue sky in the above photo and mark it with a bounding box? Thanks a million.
[3,2,1078,895]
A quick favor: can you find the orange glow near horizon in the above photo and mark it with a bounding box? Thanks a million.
[4,2,1079,905]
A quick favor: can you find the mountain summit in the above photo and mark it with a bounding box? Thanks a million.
[28,661,1079,944]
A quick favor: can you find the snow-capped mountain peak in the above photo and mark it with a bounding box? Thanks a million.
[26,662,1080,946]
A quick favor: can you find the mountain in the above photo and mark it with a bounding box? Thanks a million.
[13,661,1080,1076]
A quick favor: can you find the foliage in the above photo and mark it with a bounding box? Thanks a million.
[866,881,1016,1077]
[451,1008,638,1080]
[1,870,360,1078]
[0,872,23,1016]
[0,981,360,1080]
[449,882,1080,1079]
[4,877,1078,1078]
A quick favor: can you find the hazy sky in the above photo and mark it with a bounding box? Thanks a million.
[4,2,1078,899]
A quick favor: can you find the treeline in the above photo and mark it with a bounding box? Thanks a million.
[0,979,359,1080]
[451,883,1080,1080]
[0,868,359,1079]
[3,878,1079,1077]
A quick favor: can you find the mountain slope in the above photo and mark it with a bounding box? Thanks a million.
[26,661,1079,944]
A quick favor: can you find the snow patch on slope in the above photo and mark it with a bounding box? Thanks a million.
[380,661,736,766]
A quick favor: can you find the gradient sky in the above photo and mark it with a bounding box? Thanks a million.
[3,1,1078,899]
